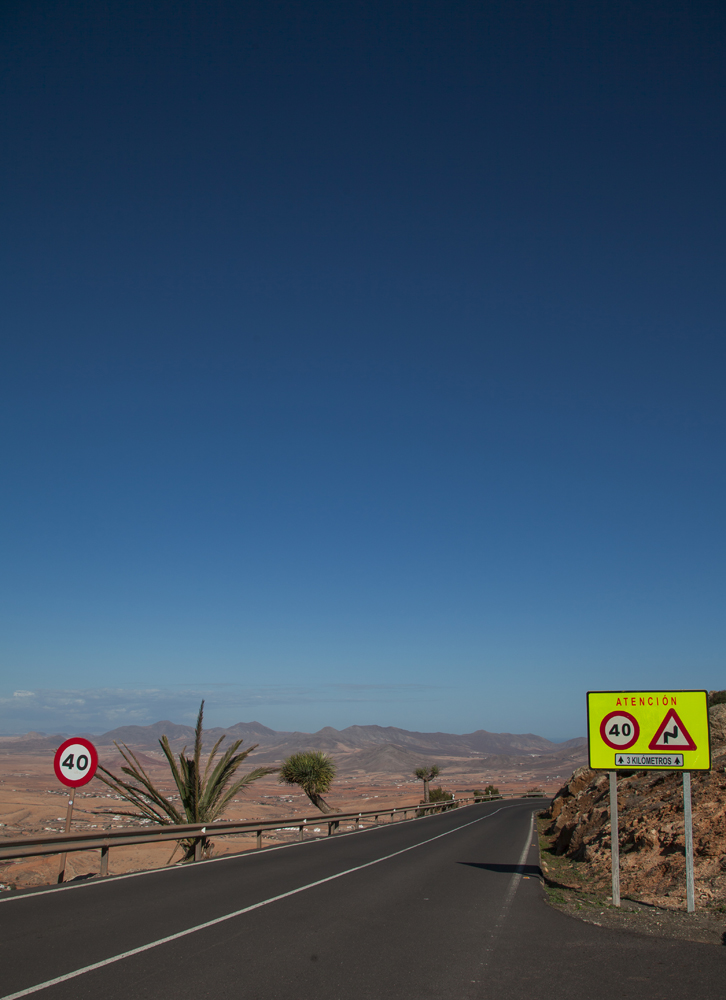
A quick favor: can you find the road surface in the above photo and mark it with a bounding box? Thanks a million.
[1,799,724,999]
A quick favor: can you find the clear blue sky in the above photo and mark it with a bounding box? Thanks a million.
[1,1,724,739]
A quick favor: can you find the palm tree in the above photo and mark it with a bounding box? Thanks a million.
[279,750,338,814]
[95,701,276,860]
[414,764,440,803]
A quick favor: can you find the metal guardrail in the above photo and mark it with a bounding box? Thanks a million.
[0,795,511,878]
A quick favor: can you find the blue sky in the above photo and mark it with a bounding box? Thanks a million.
[1,1,724,739]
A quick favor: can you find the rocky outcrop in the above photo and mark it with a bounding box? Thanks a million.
[709,701,726,748]
[541,704,726,907]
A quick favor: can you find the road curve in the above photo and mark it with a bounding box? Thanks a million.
[0,799,723,999]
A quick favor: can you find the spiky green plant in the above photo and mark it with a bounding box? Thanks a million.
[414,764,440,803]
[278,750,338,814]
[95,701,276,860]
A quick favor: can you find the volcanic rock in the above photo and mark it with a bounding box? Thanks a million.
[541,704,726,908]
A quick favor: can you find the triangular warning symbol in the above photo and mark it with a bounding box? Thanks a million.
[648,708,697,751]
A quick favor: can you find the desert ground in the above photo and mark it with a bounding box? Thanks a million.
[0,742,573,890]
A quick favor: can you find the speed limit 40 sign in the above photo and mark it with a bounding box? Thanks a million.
[53,737,99,787]
[587,691,710,771]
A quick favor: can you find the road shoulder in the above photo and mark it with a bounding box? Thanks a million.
[536,814,726,946]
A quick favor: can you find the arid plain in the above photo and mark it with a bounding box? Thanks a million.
[0,722,586,889]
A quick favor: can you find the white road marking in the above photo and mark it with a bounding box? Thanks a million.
[2,806,516,1000]
[480,810,537,969]
[497,811,534,925]
[0,801,493,904]
[0,818,385,903]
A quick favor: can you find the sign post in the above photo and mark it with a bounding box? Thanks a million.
[683,772,695,912]
[608,771,620,907]
[587,691,710,911]
[53,737,99,883]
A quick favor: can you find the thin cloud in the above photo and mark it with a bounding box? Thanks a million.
[0,683,449,734]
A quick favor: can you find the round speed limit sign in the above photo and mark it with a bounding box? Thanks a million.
[53,737,99,788]
[599,711,640,750]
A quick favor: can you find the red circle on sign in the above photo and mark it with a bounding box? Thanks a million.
[53,737,99,787]
[599,711,640,750]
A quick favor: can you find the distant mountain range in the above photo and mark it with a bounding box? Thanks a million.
[91,719,585,756]
[1,720,587,774]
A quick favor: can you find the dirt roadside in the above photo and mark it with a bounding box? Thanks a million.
[537,814,726,945]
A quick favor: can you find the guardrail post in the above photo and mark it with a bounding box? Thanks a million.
[100,845,109,877]
[256,830,262,850]
[194,839,201,863]
[299,825,304,842]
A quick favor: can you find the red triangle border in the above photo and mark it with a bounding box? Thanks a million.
[648,708,697,751]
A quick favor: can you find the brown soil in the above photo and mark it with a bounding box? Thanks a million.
[537,815,726,945]
[0,750,564,891]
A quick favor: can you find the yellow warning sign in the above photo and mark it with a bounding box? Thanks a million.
[587,691,711,771]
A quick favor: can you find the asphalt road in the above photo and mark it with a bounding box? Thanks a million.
[1,800,724,999]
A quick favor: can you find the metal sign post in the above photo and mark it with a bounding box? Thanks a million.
[57,796,75,884]
[587,691,710,913]
[683,772,695,913]
[52,737,99,883]
[609,771,620,907]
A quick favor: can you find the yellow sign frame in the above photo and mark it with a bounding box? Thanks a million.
[587,690,711,771]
